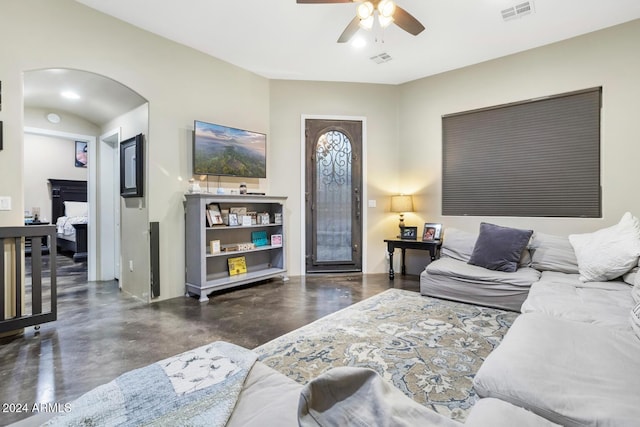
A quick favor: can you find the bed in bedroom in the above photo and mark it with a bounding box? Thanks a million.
[49,179,88,262]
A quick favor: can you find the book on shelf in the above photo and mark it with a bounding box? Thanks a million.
[228,256,247,276]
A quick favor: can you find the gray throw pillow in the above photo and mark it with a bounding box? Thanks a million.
[468,223,533,273]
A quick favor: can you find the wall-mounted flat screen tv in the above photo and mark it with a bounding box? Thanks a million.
[193,120,266,178]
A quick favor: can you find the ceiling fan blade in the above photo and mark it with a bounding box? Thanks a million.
[296,0,353,3]
[393,5,425,36]
[337,16,361,43]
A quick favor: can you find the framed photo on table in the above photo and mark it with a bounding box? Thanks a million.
[400,226,418,240]
[422,223,442,241]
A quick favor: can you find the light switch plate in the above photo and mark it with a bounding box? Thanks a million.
[368,199,377,208]
[0,196,11,211]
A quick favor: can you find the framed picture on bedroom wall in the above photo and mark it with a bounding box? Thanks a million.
[75,141,88,168]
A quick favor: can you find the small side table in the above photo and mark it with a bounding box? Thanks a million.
[25,221,51,256]
[384,238,442,280]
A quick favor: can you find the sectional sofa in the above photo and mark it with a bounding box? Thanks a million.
[421,213,640,426]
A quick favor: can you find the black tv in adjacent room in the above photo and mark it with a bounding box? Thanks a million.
[193,120,266,178]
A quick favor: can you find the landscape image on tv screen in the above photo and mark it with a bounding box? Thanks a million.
[193,120,266,178]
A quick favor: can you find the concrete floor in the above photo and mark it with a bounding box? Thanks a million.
[0,255,419,425]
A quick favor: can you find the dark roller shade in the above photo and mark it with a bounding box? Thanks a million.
[442,87,601,218]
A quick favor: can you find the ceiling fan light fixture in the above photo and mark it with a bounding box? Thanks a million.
[378,14,394,28]
[357,1,374,20]
[359,14,374,30]
[378,0,396,18]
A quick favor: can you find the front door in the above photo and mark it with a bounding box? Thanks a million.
[305,119,363,273]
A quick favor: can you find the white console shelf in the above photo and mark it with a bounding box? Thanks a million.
[185,193,288,302]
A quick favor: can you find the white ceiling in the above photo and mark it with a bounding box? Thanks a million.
[23,1,640,126]
[24,69,147,126]
[75,0,640,85]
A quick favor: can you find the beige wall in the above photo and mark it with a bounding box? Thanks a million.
[0,0,270,300]
[268,80,401,275]
[2,1,638,296]
[399,19,640,241]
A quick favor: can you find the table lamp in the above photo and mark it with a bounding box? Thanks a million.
[390,195,414,230]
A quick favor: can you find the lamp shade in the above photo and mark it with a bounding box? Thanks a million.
[390,195,414,213]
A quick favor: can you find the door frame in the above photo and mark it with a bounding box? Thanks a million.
[24,126,98,281]
[300,115,368,275]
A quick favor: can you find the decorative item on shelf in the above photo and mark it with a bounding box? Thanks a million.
[274,213,282,224]
[228,213,239,226]
[32,207,40,222]
[223,245,239,252]
[271,234,283,247]
[400,226,418,240]
[259,213,270,225]
[188,178,201,194]
[237,242,256,251]
[221,209,229,225]
[209,240,221,254]
[230,207,247,216]
[206,203,223,226]
[252,231,268,247]
[422,223,443,241]
[241,215,252,227]
[390,194,414,232]
[240,182,247,194]
[248,211,258,225]
[228,256,247,276]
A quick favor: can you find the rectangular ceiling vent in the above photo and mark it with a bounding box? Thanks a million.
[501,1,534,21]
[370,53,392,64]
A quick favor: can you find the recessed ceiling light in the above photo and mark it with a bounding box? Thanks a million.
[61,90,80,100]
[46,113,61,124]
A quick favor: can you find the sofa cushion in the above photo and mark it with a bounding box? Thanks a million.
[442,227,531,267]
[633,272,640,304]
[520,271,634,330]
[473,312,640,427]
[569,212,640,282]
[468,223,533,273]
[631,303,640,340]
[427,257,540,288]
[440,228,476,262]
[465,398,561,427]
[529,233,579,274]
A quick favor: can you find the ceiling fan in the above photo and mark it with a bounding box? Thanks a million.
[297,0,425,43]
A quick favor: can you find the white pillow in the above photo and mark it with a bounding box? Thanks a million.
[569,212,640,282]
[631,303,640,341]
[64,201,88,217]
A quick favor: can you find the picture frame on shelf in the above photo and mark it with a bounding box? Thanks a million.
[228,213,239,226]
[207,203,223,225]
[422,223,442,241]
[271,234,283,247]
[209,240,221,254]
[400,226,418,240]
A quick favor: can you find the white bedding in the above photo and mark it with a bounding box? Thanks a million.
[55,215,88,240]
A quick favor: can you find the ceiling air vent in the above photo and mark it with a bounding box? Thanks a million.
[370,53,392,64]
[501,1,535,21]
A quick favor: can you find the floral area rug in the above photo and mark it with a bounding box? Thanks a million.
[254,288,518,422]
